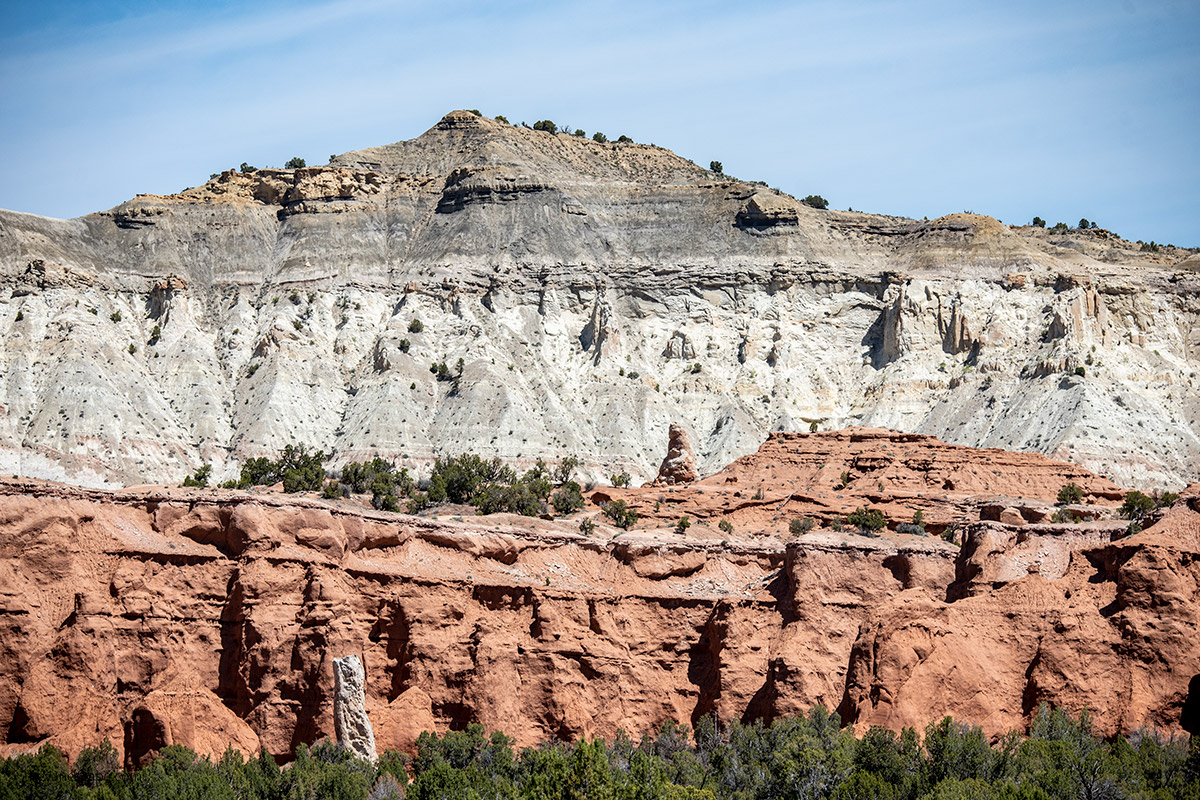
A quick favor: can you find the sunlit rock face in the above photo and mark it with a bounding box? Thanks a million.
[1,110,1197,490]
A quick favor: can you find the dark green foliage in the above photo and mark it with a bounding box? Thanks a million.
[709,160,723,174]
[847,506,886,533]
[495,115,510,124]
[398,338,411,353]
[837,470,851,489]
[802,194,829,209]
[1052,221,1068,231]
[611,471,631,488]
[592,131,608,143]
[550,481,585,514]
[148,324,161,345]
[579,517,596,535]
[553,455,580,485]
[230,444,328,492]
[1078,218,1090,230]
[466,109,481,117]
[532,120,558,134]
[718,518,734,534]
[240,162,256,173]
[1121,490,1156,522]
[110,310,122,322]
[322,479,343,500]
[181,463,212,488]
[809,420,819,432]
[789,516,815,535]
[1032,216,1046,227]
[574,129,585,137]
[4,707,1194,800]
[1075,366,1086,377]
[675,515,691,535]
[428,453,515,504]
[1056,482,1083,505]
[430,361,451,381]
[13,310,22,322]
[617,134,633,143]
[408,318,424,333]
[602,499,638,529]
[285,157,306,169]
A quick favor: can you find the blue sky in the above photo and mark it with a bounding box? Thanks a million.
[2,0,1197,246]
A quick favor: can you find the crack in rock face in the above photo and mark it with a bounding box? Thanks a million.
[333,654,377,763]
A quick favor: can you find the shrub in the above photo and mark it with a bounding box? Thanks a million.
[240,162,256,173]
[1052,221,1068,231]
[14,310,22,321]
[1078,218,1090,230]
[533,120,558,134]
[128,343,137,355]
[617,134,633,143]
[495,115,509,124]
[1052,508,1081,524]
[802,195,829,209]
[148,324,161,344]
[710,161,723,174]
[285,157,306,169]
[398,338,410,353]
[1075,366,1086,377]
[181,464,212,488]
[603,500,638,529]
[896,522,924,535]
[73,739,119,788]
[550,482,584,514]
[1056,482,1083,505]
[847,507,886,534]
[428,454,515,504]
[611,472,631,488]
[809,421,818,432]
[339,457,415,508]
[592,132,607,143]
[466,109,481,117]
[321,479,342,500]
[408,318,424,333]
[553,455,580,485]
[837,470,851,490]
[579,517,596,535]
[110,310,122,322]
[231,444,328,492]
[789,517,815,536]
[675,516,691,535]
[1120,490,1155,522]
[718,518,734,534]
[1032,216,1046,228]
[912,509,925,530]
[574,129,585,137]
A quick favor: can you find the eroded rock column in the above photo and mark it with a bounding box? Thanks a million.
[333,654,377,762]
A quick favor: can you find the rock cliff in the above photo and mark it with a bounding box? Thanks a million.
[0,431,1194,766]
[0,111,1197,490]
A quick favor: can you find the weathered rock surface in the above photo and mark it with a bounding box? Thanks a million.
[0,111,1197,490]
[0,431,1193,765]
[333,654,377,763]
[655,423,697,485]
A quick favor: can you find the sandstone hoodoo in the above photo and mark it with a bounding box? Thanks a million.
[0,111,1197,491]
[333,654,377,764]
[0,431,1194,767]
[655,423,698,485]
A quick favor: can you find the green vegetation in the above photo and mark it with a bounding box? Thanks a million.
[13,310,22,322]
[611,472,631,488]
[148,324,161,345]
[847,507,887,534]
[1056,482,1084,506]
[1075,366,1086,377]
[181,464,212,488]
[1032,216,1046,228]
[579,517,596,535]
[602,499,638,529]
[789,517,815,536]
[802,194,829,209]
[7,706,1192,800]
[334,457,415,511]
[1052,221,1068,231]
[408,318,424,333]
[239,162,256,173]
[809,421,819,433]
[617,134,633,143]
[592,131,608,143]
[285,157,306,169]
[1120,489,1177,523]
[220,444,328,493]
[110,310,122,323]
[675,516,691,535]
[495,115,510,124]
[532,120,558,134]
[718,518,734,534]
[836,470,851,490]
[709,160,723,174]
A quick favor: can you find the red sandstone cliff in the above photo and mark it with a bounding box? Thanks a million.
[0,430,1193,768]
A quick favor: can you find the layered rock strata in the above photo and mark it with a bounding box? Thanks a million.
[0,111,1197,490]
[0,431,1193,766]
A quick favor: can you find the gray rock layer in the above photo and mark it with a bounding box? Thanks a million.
[0,111,1197,489]
[333,654,377,763]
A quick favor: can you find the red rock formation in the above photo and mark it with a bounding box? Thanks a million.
[0,431,1191,768]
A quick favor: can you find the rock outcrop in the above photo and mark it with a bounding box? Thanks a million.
[333,655,377,763]
[0,112,1197,490]
[0,431,1194,765]
[655,424,697,485]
